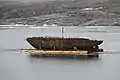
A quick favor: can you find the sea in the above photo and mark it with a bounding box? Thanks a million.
[0,26,120,80]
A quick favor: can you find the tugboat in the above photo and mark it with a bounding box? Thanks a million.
[24,36,104,58]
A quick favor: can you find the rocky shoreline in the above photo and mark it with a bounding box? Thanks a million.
[0,0,120,26]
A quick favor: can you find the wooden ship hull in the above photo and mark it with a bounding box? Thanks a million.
[26,36,103,52]
[25,36,104,58]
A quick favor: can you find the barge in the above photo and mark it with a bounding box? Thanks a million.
[24,36,103,58]
[23,50,99,58]
[26,36,103,52]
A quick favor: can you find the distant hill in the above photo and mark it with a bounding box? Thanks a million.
[0,0,120,26]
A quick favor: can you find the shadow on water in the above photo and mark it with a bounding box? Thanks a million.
[25,54,100,63]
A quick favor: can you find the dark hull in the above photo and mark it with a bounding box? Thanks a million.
[26,36,103,52]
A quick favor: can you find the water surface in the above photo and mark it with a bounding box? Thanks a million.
[0,26,120,80]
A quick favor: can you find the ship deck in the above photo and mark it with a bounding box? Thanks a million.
[22,50,99,58]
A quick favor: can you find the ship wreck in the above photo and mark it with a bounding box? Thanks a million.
[25,36,104,58]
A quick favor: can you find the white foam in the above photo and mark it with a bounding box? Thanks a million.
[82,8,93,10]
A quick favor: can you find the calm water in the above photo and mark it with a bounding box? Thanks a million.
[0,26,120,80]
